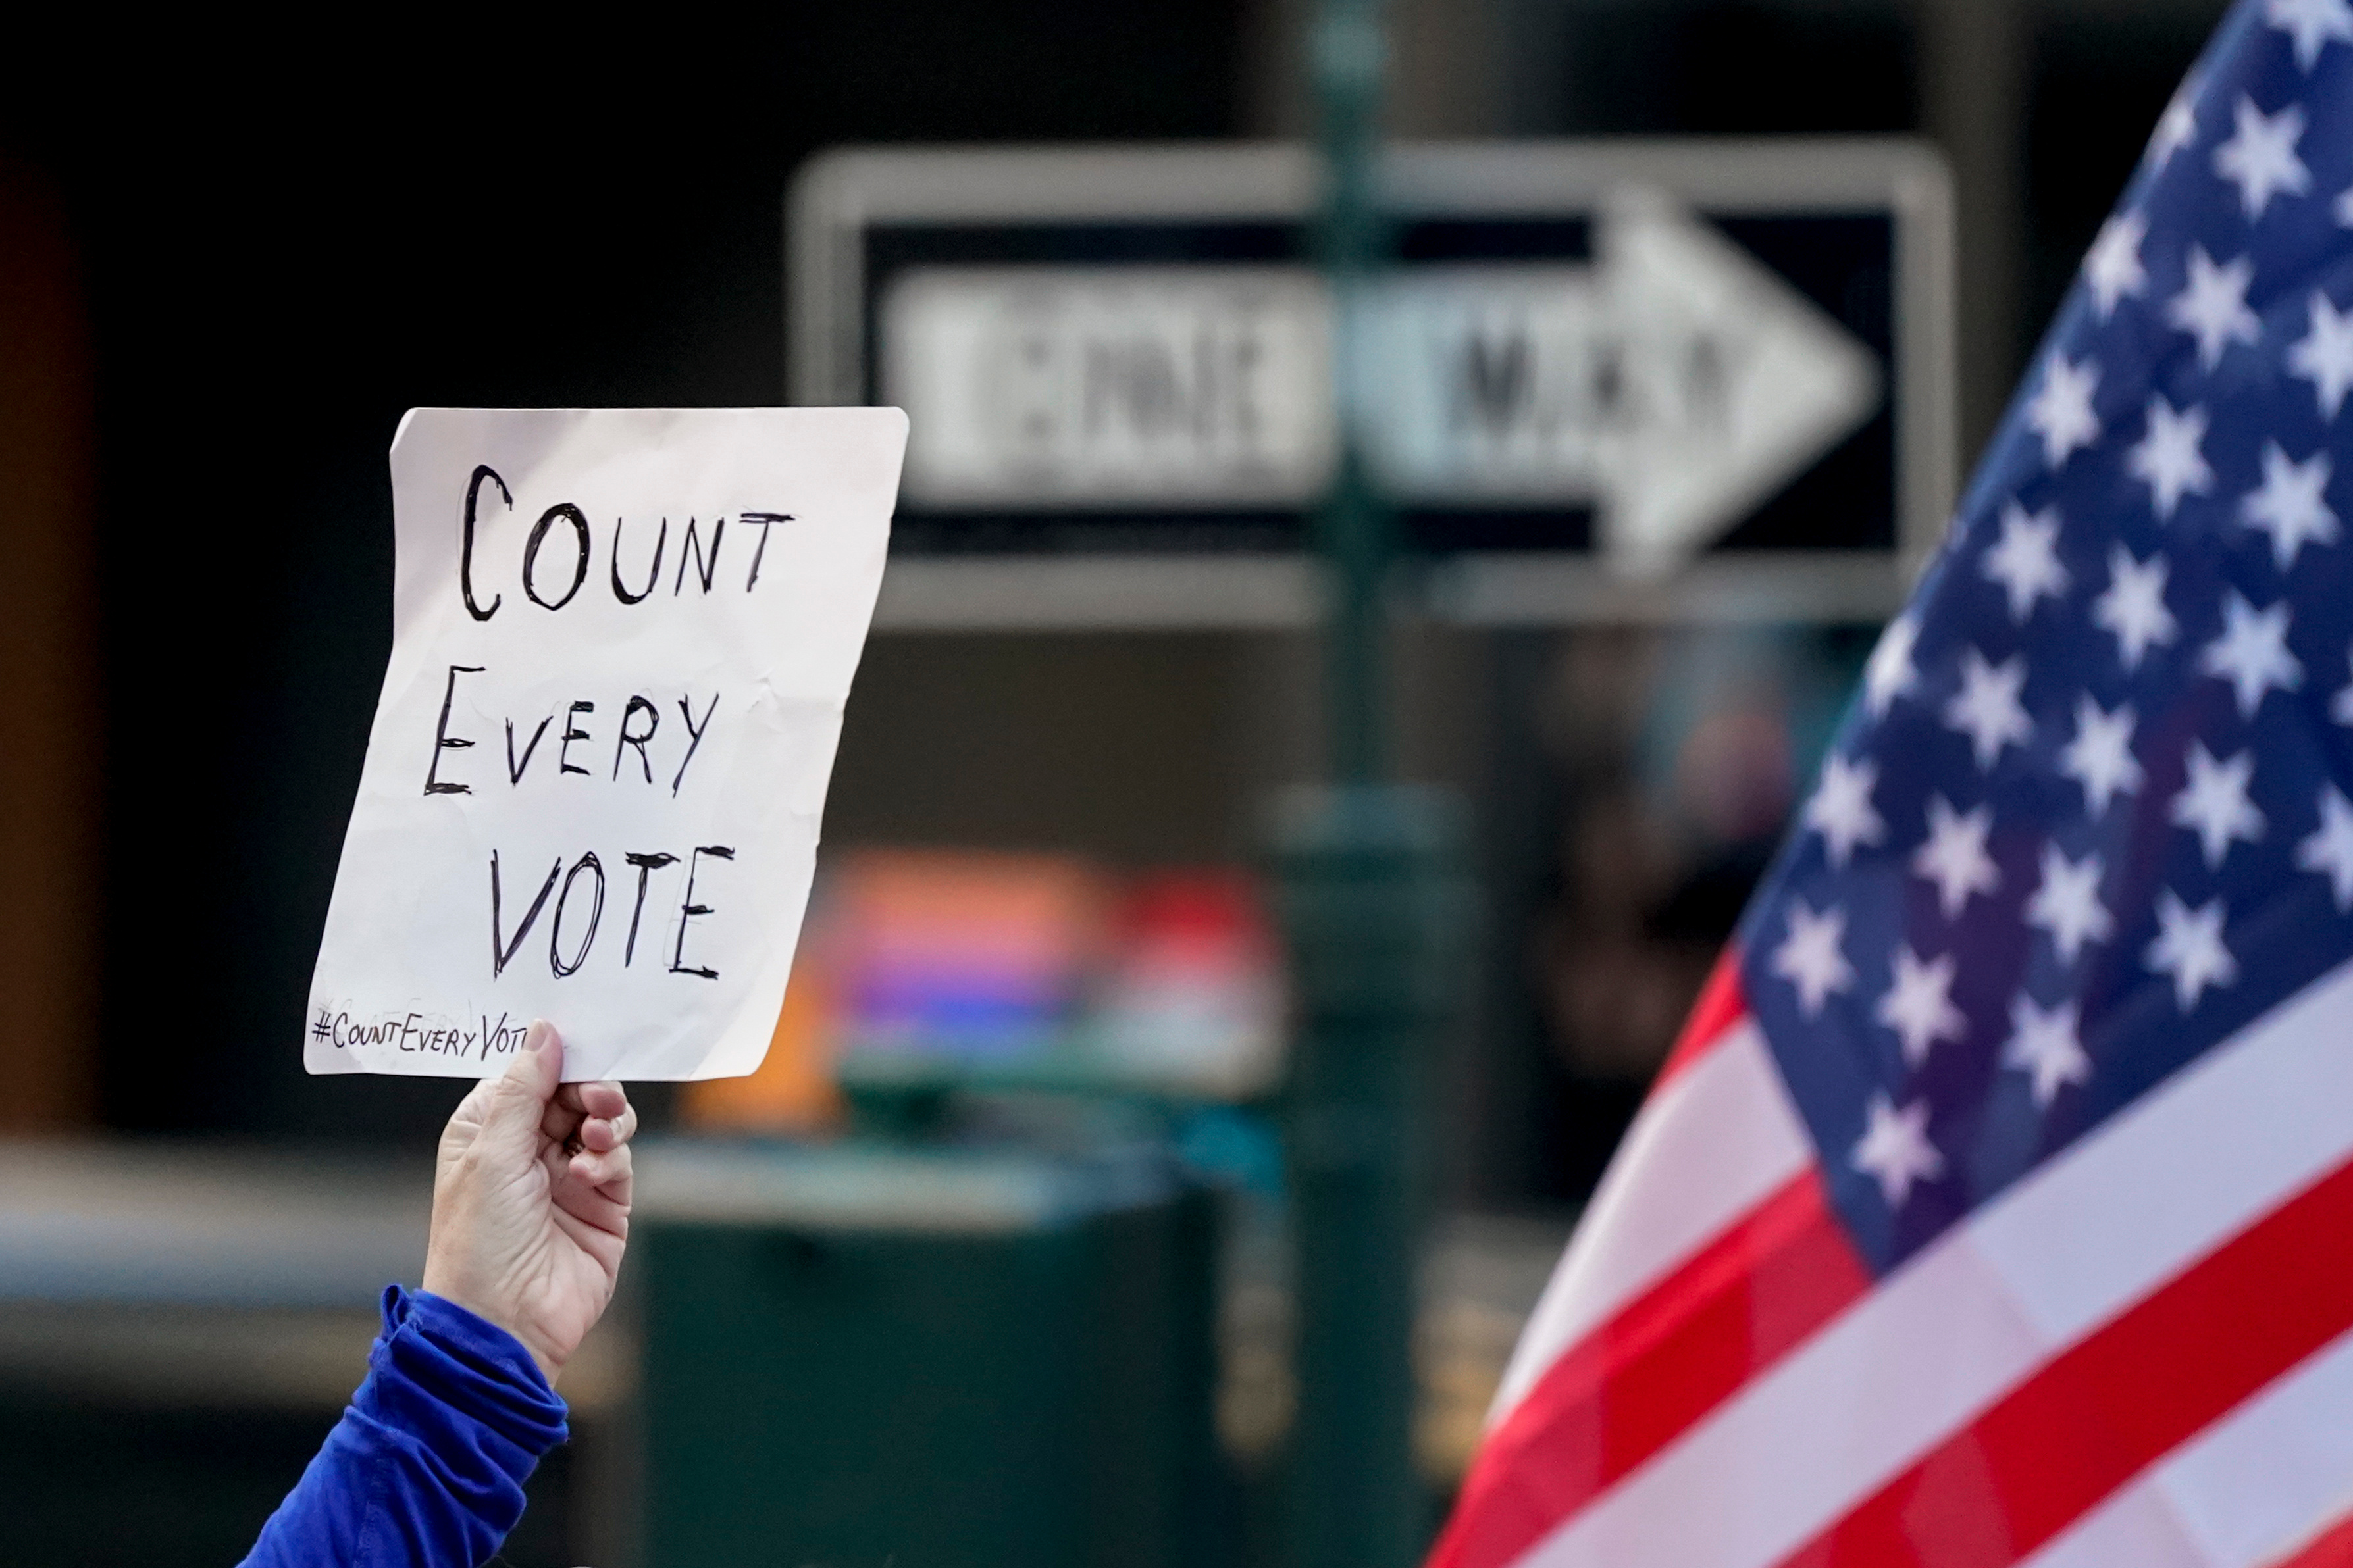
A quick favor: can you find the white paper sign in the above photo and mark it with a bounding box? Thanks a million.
[307,407,906,1081]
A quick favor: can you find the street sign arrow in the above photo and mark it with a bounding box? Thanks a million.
[1359,189,1883,575]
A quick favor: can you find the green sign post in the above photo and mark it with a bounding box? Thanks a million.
[1276,4,1473,1566]
[1312,0,1392,790]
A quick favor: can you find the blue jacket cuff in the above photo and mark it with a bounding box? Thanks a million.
[370,1284,570,1459]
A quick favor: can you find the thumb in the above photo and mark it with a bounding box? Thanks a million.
[477,1018,563,1148]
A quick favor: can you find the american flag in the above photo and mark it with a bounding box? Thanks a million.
[1433,5,2353,1567]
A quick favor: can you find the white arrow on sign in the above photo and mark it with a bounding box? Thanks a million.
[1356,188,1882,574]
[880,189,1882,573]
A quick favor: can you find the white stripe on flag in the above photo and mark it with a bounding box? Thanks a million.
[2023,1326,2353,1568]
[1489,1019,1810,1423]
[1518,953,2353,1568]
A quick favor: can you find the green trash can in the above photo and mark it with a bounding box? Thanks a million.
[638,1139,1226,1568]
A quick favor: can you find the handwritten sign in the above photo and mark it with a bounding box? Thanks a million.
[307,407,906,1080]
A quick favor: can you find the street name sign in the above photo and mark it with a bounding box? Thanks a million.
[790,141,1953,628]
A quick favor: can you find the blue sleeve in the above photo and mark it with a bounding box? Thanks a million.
[239,1286,570,1568]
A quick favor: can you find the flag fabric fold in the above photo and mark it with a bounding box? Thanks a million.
[1437,4,2353,1565]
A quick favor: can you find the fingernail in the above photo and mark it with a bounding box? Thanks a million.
[524,1020,554,1054]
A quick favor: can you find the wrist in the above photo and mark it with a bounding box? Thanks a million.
[419,1267,564,1383]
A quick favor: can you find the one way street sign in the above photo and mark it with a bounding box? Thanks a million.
[792,141,1954,627]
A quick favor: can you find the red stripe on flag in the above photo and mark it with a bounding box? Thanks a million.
[2267,1511,2353,1568]
[1776,1149,2353,1568]
[1655,949,1748,1090]
[1431,1168,1870,1568]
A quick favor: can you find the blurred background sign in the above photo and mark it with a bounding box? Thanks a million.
[793,140,1955,627]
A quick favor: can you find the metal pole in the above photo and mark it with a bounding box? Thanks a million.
[1276,786,1464,1568]
[1276,7,1471,1567]
[1314,0,1392,786]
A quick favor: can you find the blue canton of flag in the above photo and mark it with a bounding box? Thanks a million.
[1742,0,2353,1273]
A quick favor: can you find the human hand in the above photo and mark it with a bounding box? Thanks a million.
[422,1021,635,1382]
